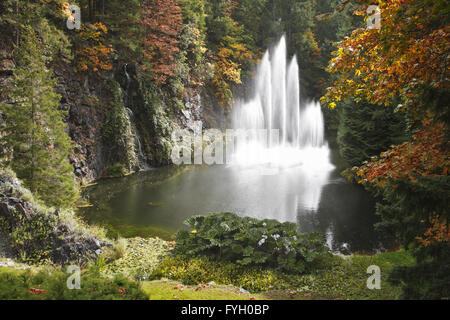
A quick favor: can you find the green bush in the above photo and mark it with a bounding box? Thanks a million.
[0,267,148,300]
[151,252,407,299]
[174,213,330,273]
[388,243,450,300]
[151,255,277,292]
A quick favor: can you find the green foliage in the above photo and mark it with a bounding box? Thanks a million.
[175,213,330,273]
[368,175,450,300]
[0,266,148,300]
[388,243,450,300]
[337,100,406,167]
[0,0,71,63]
[0,209,56,264]
[101,80,137,173]
[152,250,413,299]
[178,0,209,84]
[101,163,129,178]
[0,26,78,209]
[151,255,278,293]
[101,0,142,64]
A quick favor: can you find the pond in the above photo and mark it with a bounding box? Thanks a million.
[79,162,396,254]
[79,37,397,255]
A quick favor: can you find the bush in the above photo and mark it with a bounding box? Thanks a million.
[388,243,450,300]
[174,213,330,273]
[0,267,148,300]
[151,252,408,298]
[151,255,277,292]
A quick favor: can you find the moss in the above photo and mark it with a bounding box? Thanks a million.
[0,169,107,265]
[151,255,279,293]
[101,79,138,173]
[101,162,129,178]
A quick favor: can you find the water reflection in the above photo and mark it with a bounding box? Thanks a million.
[80,165,396,253]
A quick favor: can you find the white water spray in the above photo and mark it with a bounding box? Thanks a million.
[230,36,334,212]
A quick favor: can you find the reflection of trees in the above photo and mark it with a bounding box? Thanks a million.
[298,175,396,254]
[81,166,189,205]
[78,165,190,223]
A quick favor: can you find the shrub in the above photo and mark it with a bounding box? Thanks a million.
[0,267,148,300]
[151,255,277,292]
[174,213,330,273]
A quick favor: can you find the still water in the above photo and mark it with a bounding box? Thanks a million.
[80,36,395,254]
[80,164,395,254]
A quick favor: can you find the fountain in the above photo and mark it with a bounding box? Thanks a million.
[230,36,334,214]
[81,37,390,254]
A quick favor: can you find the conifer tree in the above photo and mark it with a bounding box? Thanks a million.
[337,100,406,167]
[0,26,78,208]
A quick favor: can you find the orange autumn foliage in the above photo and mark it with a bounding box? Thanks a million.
[357,117,450,247]
[141,0,183,85]
[321,0,449,109]
[213,40,253,107]
[416,215,450,247]
[357,118,450,187]
[74,22,113,72]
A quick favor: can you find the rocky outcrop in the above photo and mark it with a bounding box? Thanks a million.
[179,88,204,131]
[53,63,110,183]
[0,170,110,265]
[0,27,209,184]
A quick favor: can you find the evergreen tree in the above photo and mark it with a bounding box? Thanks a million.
[337,100,406,167]
[0,26,78,208]
[101,0,142,64]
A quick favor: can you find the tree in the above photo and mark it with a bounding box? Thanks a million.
[140,0,183,85]
[322,0,449,298]
[321,0,449,118]
[73,22,113,72]
[205,0,255,108]
[100,0,142,64]
[178,0,208,85]
[337,99,405,167]
[0,26,79,208]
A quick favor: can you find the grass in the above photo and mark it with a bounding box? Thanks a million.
[74,213,175,240]
[100,237,175,279]
[0,249,415,300]
[349,250,415,273]
[142,280,266,300]
[0,266,147,300]
[149,250,416,300]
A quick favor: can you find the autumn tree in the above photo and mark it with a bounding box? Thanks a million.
[72,22,113,72]
[140,0,183,85]
[205,0,255,108]
[322,0,449,298]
